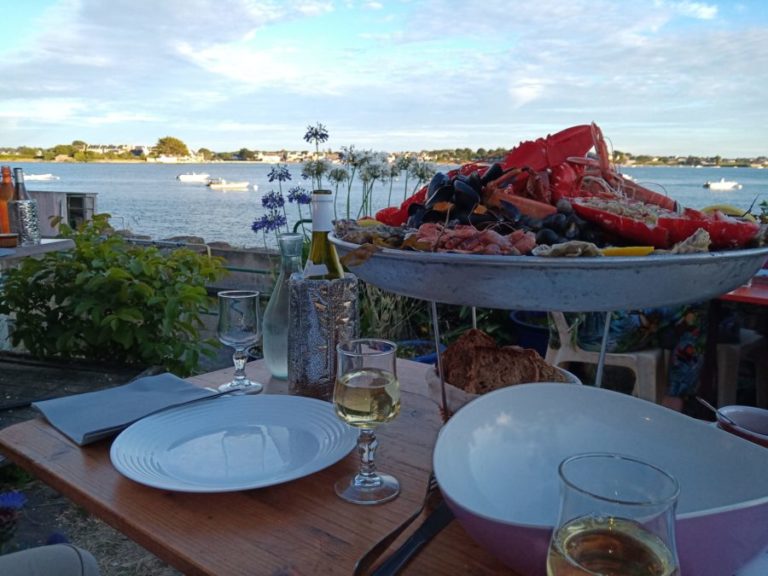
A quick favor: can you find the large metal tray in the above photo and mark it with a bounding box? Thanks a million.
[330,233,768,311]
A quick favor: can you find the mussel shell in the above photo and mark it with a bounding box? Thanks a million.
[467,211,500,226]
[536,228,560,245]
[427,172,451,196]
[406,203,427,228]
[425,183,455,209]
[453,180,480,210]
[498,199,521,223]
[468,171,483,193]
[480,162,504,185]
[421,209,450,224]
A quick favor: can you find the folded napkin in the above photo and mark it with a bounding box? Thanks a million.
[33,372,216,446]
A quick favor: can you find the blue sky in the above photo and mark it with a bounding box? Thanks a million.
[0,0,766,156]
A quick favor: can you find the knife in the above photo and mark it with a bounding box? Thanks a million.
[370,499,455,576]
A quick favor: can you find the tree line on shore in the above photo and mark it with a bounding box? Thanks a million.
[0,136,764,167]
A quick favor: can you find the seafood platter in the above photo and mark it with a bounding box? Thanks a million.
[332,123,768,311]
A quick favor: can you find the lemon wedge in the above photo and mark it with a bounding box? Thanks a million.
[600,246,655,257]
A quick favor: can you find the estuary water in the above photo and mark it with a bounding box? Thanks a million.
[14,161,768,249]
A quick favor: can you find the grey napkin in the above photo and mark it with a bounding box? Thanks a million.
[33,372,215,445]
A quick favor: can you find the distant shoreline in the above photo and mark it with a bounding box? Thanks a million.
[3,158,763,169]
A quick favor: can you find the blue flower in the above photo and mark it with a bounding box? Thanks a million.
[287,186,311,205]
[267,165,292,183]
[261,191,285,210]
[304,123,329,145]
[0,491,27,510]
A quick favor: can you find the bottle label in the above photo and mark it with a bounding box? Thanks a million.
[311,194,334,232]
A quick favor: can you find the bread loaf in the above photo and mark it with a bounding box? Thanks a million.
[441,329,567,393]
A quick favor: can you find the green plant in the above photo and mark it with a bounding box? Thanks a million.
[0,214,226,376]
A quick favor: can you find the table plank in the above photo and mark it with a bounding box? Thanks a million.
[0,359,511,576]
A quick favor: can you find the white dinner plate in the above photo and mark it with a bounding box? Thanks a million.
[110,395,357,492]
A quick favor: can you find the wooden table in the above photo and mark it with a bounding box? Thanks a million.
[0,359,509,576]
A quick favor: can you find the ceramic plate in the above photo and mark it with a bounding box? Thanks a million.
[110,395,357,492]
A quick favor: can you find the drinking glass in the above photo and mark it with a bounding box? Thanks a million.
[217,290,263,394]
[547,452,680,576]
[333,339,401,505]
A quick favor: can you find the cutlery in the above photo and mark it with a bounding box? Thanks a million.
[696,396,738,426]
[353,473,439,576]
[369,499,455,576]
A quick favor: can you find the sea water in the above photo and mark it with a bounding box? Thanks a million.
[14,162,768,248]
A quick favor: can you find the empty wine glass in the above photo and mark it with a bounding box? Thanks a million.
[217,290,263,394]
[333,339,401,505]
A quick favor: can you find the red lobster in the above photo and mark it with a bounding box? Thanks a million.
[376,123,759,250]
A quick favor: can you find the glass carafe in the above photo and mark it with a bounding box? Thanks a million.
[262,233,304,379]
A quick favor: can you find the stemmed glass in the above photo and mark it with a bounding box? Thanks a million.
[217,290,263,394]
[333,339,401,505]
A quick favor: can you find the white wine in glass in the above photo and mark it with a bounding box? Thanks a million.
[547,453,680,576]
[333,339,401,505]
[217,290,263,394]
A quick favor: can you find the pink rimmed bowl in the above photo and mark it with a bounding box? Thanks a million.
[717,405,768,448]
[433,383,768,576]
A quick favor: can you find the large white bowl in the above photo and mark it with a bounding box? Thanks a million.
[433,383,768,576]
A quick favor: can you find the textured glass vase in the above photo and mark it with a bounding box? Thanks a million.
[263,232,304,379]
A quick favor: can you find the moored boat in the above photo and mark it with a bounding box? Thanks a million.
[704,178,742,191]
[177,172,210,183]
[26,173,59,181]
[207,178,250,190]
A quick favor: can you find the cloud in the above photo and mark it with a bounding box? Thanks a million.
[0,0,765,155]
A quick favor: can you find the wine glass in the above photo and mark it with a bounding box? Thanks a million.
[547,452,680,576]
[217,290,263,394]
[333,338,401,505]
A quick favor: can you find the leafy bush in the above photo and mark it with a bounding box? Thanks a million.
[0,215,226,376]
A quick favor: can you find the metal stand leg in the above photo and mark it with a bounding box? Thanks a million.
[471,306,477,330]
[430,300,450,422]
[595,311,612,388]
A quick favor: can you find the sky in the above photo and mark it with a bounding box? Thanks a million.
[0,0,766,157]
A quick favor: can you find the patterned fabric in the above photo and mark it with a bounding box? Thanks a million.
[549,303,708,397]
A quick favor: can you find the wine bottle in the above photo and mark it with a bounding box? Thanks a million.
[303,190,344,279]
[13,167,30,200]
[0,165,14,234]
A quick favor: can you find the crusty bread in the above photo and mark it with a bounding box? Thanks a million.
[440,329,567,393]
[440,328,495,387]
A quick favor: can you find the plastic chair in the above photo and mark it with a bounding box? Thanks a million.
[717,328,767,408]
[545,312,666,403]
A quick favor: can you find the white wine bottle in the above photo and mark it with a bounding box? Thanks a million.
[304,190,344,279]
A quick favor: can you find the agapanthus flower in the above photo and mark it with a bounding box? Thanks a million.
[287,186,311,205]
[0,492,26,510]
[261,191,285,210]
[303,122,329,146]
[267,165,292,183]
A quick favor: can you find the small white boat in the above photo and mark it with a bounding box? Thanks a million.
[207,178,250,190]
[25,173,59,181]
[704,178,742,191]
[177,172,210,183]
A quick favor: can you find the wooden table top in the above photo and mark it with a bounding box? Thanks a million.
[0,359,510,576]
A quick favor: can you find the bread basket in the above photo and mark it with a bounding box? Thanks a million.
[426,364,581,414]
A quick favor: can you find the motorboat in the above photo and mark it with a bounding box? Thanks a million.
[704,178,742,191]
[177,172,210,183]
[207,178,250,190]
[25,173,59,181]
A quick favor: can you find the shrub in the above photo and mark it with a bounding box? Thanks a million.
[0,215,226,376]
